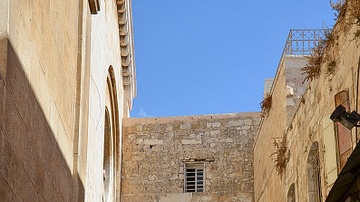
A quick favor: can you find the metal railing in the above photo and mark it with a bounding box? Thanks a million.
[266,29,331,96]
[283,29,330,55]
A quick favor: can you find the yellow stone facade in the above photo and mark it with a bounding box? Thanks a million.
[0,0,135,201]
[2,0,360,202]
[254,1,360,201]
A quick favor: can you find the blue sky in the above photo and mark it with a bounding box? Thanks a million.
[130,1,336,118]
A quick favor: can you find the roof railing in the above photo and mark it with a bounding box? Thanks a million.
[283,29,330,56]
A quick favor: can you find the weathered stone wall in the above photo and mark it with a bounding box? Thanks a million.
[254,55,308,202]
[0,0,80,201]
[0,0,134,201]
[254,14,360,202]
[0,41,73,201]
[122,113,261,202]
[84,0,129,200]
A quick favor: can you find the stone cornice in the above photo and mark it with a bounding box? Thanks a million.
[117,0,136,111]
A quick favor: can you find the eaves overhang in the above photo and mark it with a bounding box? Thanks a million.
[116,0,136,110]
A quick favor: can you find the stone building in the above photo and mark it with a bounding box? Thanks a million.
[0,0,135,201]
[121,113,261,202]
[0,0,262,201]
[3,0,360,201]
[254,1,360,201]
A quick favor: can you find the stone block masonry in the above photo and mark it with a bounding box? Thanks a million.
[122,112,261,202]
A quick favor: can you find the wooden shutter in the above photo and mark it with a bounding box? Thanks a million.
[334,91,352,171]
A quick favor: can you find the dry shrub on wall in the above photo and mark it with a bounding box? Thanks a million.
[326,60,337,76]
[355,30,360,39]
[270,134,289,176]
[331,0,360,39]
[330,0,346,20]
[301,27,338,83]
[301,39,326,83]
[344,0,360,25]
[348,0,360,40]
[260,93,272,117]
[302,0,360,83]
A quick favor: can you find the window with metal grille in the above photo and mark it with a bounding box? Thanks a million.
[184,162,204,193]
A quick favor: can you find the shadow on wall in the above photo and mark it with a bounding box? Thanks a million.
[0,38,84,201]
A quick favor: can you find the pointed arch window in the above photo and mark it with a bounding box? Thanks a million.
[103,108,114,202]
[102,67,119,202]
[307,142,321,202]
[287,183,296,202]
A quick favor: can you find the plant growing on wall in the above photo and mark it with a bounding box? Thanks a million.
[301,27,339,83]
[337,0,360,25]
[331,0,360,40]
[260,93,272,117]
[302,0,360,83]
[354,30,360,39]
[270,133,289,176]
[330,0,346,20]
[348,0,360,40]
[301,38,327,83]
[326,60,337,76]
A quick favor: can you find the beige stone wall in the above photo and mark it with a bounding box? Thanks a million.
[7,0,80,169]
[0,0,80,201]
[122,113,261,202]
[0,41,73,201]
[0,0,134,201]
[254,14,360,202]
[254,55,308,202]
[84,0,126,200]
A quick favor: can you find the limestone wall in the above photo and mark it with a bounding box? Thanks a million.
[84,0,127,200]
[122,113,261,202]
[254,55,309,202]
[254,13,360,202]
[0,0,80,201]
[0,0,133,201]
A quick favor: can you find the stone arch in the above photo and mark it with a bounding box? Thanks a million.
[287,183,295,202]
[307,141,321,202]
[103,108,113,201]
[102,66,119,202]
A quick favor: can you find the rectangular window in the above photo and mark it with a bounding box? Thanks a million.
[88,0,100,14]
[184,162,204,193]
